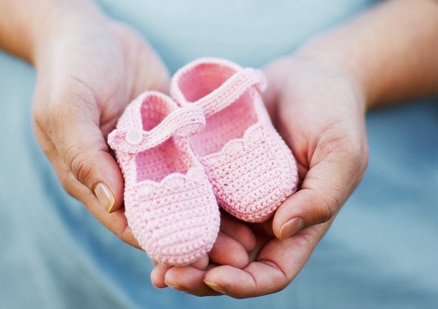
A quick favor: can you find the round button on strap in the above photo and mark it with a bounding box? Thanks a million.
[125,128,143,145]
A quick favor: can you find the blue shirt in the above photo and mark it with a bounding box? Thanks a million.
[1,1,437,308]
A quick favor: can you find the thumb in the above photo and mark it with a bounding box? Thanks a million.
[62,121,124,214]
[33,91,125,214]
[272,134,368,240]
[33,103,137,246]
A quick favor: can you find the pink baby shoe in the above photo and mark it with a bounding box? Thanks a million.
[107,91,220,265]
[171,58,298,223]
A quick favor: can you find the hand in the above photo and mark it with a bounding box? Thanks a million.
[31,8,169,246]
[151,216,332,297]
[149,55,369,297]
[264,55,368,240]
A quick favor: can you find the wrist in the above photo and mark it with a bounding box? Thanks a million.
[0,0,108,64]
[278,40,369,114]
[31,1,109,67]
[291,0,438,110]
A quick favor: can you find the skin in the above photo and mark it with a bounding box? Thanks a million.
[0,0,169,246]
[152,54,368,297]
[151,0,438,297]
[1,0,437,299]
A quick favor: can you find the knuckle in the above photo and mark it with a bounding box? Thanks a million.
[59,173,78,199]
[309,186,343,225]
[316,195,338,223]
[66,146,96,188]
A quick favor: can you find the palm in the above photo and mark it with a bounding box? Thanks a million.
[32,20,169,246]
[152,57,368,297]
[204,219,332,297]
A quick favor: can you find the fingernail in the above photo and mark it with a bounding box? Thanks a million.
[166,284,189,294]
[204,281,226,294]
[279,217,304,239]
[164,280,190,293]
[94,183,115,213]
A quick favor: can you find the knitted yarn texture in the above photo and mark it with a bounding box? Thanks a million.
[171,58,298,222]
[108,91,220,265]
[107,58,298,265]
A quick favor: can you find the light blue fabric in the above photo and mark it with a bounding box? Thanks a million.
[96,0,378,72]
[1,1,437,308]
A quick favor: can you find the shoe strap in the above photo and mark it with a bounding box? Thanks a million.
[194,68,266,117]
[108,104,205,154]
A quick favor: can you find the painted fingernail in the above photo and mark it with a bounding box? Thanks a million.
[204,281,226,294]
[279,217,304,239]
[94,183,115,213]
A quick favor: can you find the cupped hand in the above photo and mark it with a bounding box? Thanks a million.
[152,216,332,298]
[31,10,169,246]
[264,55,368,240]
[150,54,369,297]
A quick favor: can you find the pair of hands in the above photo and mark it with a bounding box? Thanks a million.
[32,17,368,298]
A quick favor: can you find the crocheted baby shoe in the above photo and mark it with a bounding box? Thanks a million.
[171,58,298,223]
[107,91,220,265]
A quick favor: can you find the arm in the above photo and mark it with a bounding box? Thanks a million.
[0,0,101,62]
[269,0,438,238]
[0,0,249,273]
[0,0,170,245]
[155,0,438,297]
[295,0,438,108]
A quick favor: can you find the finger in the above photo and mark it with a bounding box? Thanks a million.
[108,22,171,97]
[160,230,254,295]
[151,264,172,288]
[31,82,138,247]
[209,232,249,268]
[272,134,367,240]
[205,264,285,298]
[150,254,209,289]
[164,266,221,296]
[219,212,257,252]
[33,88,124,212]
[154,232,251,292]
[35,129,138,246]
[132,46,170,96]
[204,223,330,298]
[192,255,210,270]
[274,87,367,239]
